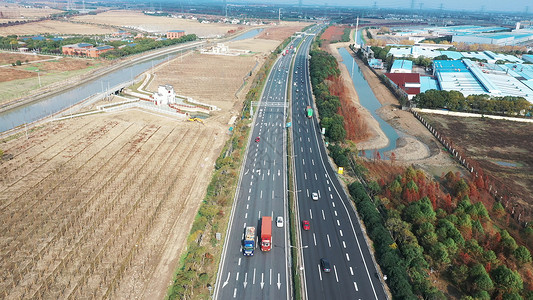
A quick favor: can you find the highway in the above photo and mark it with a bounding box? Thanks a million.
[290,30,389,299]
[213,35,303,299]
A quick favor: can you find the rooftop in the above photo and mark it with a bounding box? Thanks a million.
[433,60,469,73]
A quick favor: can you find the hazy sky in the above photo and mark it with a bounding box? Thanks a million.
[253,0,531,13]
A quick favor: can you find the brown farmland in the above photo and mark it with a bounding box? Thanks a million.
[421,113,533,217]
[0,111,226,299]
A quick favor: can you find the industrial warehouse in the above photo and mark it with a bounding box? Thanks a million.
[370,24,533,103]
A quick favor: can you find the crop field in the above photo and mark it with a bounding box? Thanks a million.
[0,111,226,299]
[148,52,258,113]
[0,3,61,23]
[0,20,116,36]
[0,55,106,104]
[72,10,240,37]
[421,113,533,217]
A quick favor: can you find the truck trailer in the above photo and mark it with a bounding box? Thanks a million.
[243,226,256,256]
[261,216,272,252]
[306,106,313,119]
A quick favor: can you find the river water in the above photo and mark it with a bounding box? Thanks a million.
[230,28,263,41]
[338,47,400,158]
[0,55,173,133]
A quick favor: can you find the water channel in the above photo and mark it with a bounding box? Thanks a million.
[230,28,263,41]
[338,47,400,158]
[0,28,264,133]
[0,54,174,133]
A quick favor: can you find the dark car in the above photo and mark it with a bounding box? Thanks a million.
[320,258,331,273]
[302,220,310,231]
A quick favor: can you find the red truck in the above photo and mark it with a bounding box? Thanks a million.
[261,216,272,251]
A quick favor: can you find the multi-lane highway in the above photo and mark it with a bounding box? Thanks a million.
[215,24,388,300]
[213,36,303,299]
[290,29,388,299]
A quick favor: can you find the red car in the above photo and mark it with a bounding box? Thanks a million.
[302,220,310,231]
[255,137,260,142]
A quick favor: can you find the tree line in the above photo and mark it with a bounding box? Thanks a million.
[99,34,197,59]
[309,48,346,142]
[0,34,197,58]
[413,89,533,117]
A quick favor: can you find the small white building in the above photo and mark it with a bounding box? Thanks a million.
[153,84,176,106]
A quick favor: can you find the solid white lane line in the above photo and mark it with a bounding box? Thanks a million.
[318,265,323,281]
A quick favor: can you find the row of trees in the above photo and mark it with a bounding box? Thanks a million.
[413,89,533,116]
[309,48,346,142]
[99,34,197,59]
[371,167,533,299]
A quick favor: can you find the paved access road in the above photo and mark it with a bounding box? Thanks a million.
[290,30,389,300]
[213,35,304,300]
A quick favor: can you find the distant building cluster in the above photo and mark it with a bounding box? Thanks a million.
[392,25,533,46]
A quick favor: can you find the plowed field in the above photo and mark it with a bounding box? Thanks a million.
[0,111,225,299]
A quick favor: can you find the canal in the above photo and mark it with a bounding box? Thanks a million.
[338,47,400,158]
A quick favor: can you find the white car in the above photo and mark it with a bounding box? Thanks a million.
[276,216,283,228]
[312,192,319,201]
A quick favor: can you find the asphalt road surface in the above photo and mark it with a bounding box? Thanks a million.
[290,30,389,300]
[213,35,304,300]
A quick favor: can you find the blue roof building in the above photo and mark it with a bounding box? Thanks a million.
[390,60,413,73]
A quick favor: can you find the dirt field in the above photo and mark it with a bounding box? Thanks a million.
[147,52,259,119]
[0,19,116,36]
[227,38,281,53]
[0,3,61,22]
[255,23,310,41]
[0,55,107,104]
[321,25,346,43]
[0,111,226,300]
[421,113,533,213]
[72,10,240,37]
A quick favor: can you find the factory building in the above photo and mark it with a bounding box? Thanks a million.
[166,30,186,39]
[390,60,413,73]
